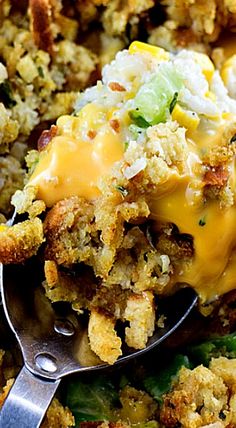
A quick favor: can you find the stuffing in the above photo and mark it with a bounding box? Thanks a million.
[43,259,97,311]
[75,0,155,38]
[101,0,155,37]
[99,34,126,69]
[160,357,236,428]
[43,196,97,266]
[88,309,122,365]
[160,364,229,427]
[148,21,208,54]
[0,102,19,147]
[41,398,75,428]
[0,217,44,264]
[0,154,24,217]
[124,291,155,349]
[0,0,98,216]
[160,0,236,44]
[11,185,45,217]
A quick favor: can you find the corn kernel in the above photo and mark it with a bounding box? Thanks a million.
[193,52,215,82]
[129,41,169,61]
[172,104,200,132]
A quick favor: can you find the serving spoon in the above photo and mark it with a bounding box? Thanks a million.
[0,257,197,428]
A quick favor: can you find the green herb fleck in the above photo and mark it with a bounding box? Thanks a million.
[169,92,178,113]
[37,66,44,78]
[116,186,128,197]
[0,81,16,108]
[199,217,206,227]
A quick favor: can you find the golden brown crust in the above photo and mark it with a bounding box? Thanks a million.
[203,165,229,187]
[0,218,44,264]
[88,308,122,364]
[41,398,75,428]
[160,363,232,428]
[29,0,54,54]
[44,196,95,265]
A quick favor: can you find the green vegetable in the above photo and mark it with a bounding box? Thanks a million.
[129,111,150,128]
[143,354,190,403]
[130,63,183,127]
[37,66,44,78]
[199,217,206,227]
[65,375,119,425]
[169,92,178,113]
[188,333,236,366]
[0,81,16,108]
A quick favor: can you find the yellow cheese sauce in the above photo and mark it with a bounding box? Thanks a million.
[28,102,236,302]
[29,106,124,206]
[150,182,236,302]
[150,124,236,302]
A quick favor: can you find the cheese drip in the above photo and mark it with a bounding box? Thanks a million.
[150,180,236,302]
[29,105,124,206]
[28,108,236,302]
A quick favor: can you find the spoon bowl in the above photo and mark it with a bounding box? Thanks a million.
[0,258,197,428]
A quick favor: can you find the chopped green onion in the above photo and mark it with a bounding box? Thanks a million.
[37,66,44,78]
[0,81,16,108]
[169,92,178,113]
[129,111,150,128]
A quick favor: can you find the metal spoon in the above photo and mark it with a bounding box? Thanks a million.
[0,258,197,428]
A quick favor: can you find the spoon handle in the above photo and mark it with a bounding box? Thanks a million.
[0,366,60,428]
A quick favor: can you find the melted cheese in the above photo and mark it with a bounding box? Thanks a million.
[29,108,124,206]
[150,181,236,302]
[188,120,229,152]
[150,120,236,301]
[28,106,236,302]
